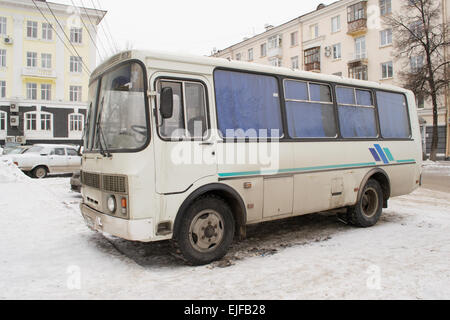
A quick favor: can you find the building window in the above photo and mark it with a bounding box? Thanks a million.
[40,113,52,131]
[41,84,51,101]
[27,52,37,67]
[347,2,366,22]
[291,31,298,46]
[260,43,267,57]
[41,53,52,69]
[416,95,425,109]
[0,49,5,67]
[0,111,6,131]
[382,61,394,79]
[27,21,38,39]
[380,0,392,16]
[410,55,424,72]
[235,53,241,61]
[0,17,6,36]
[331,16,341,33]
[69,113,84,132]
[248,48,254,61]
[304,47,320,71]
[269,57,282,67]
[355,36,366,59]
[0,80,5,98]
[333,43,342,59]
[291,56,299,69]
[26,83,37,100]
[380,29,392,46]
[25,113,37,130]
[70,86,82,102]
[42,23,53,40]
[310,24,319,39]
[70,56,82,73]
[70,27,82,44]
[268,35,282,49]
[349,65,368,80]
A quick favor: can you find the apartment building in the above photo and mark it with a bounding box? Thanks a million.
[0,0,105,146]
[213,0,450,157]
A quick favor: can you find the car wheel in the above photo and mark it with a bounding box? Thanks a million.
[176,195,235,266]
[347,179,384,228]
[32,166,48,179]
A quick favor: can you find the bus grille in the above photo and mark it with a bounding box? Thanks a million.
[103,175,127,194]
[81,172,127,194]
[82,172,101,189]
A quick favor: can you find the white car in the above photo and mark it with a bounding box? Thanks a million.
[8,144,82,179]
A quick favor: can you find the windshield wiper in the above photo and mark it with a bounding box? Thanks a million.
[95,97,112,158]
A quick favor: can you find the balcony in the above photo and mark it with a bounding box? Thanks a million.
[304,61,321,72]
[347,1,368,36]
[348,52,368,66]
[267,47,283,58]
[22,67,57,79]
[347,18,367,36]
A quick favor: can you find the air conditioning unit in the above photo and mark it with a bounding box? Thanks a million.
[10,104,19,113]
[324,46,332,57]
[16,136,26,145]
[5,136,15,144]
[3,36,13,45]
[10,115,19,127]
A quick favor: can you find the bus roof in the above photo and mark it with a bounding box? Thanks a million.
[92,50,410,95]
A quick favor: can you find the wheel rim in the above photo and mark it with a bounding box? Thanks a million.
[35,168,46,179]
[361,187,379,218]
[189,210,225,253]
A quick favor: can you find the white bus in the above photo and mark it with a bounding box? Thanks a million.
[80,50,422,265]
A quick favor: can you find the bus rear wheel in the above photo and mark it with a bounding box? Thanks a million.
[347,179,384,228]
[177,195,235,266]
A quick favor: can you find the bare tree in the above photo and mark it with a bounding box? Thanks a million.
[384,0,449,161]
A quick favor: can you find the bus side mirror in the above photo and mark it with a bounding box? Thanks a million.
[160,87,174,119]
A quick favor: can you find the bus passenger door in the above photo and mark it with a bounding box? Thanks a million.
[151,74,217,194]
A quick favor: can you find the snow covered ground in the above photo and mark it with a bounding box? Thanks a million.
[0,160,449,300]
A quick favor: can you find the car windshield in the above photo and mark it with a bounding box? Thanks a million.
[6,148,25,155]
[85,61,148,152]
[24,146,45,154]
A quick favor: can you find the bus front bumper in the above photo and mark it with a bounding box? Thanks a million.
[80,204,153,242]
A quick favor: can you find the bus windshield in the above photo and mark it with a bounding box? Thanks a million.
[85,61,148,153]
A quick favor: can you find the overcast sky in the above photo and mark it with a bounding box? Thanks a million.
[55,0,335,58]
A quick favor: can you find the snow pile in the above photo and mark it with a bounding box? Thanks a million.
[423,161,450,176]
[0,159,30,183]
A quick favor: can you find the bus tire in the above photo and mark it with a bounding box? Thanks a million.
[176,195,235,266]
[347,179,383,228]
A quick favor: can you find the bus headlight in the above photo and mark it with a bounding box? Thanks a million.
[107,195,116,213]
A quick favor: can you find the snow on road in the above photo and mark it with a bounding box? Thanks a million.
[0,161,449,300]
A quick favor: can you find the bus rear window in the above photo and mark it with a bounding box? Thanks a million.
[376,91,411,139]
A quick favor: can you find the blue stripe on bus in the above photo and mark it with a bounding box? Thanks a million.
[374,144,389,164]
[383,148,395,162]
[218,162,377,178]
[369,148,381,162]
[218,159,416,178]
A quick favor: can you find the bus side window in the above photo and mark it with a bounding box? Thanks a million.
[185,82,207,138]
[159,81,185,139]
[158,80,208,139]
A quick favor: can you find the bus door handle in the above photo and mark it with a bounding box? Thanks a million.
[199,142,214,146]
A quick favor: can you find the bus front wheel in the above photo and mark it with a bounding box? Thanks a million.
[347,179,384,228]
[177,195,235,266]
